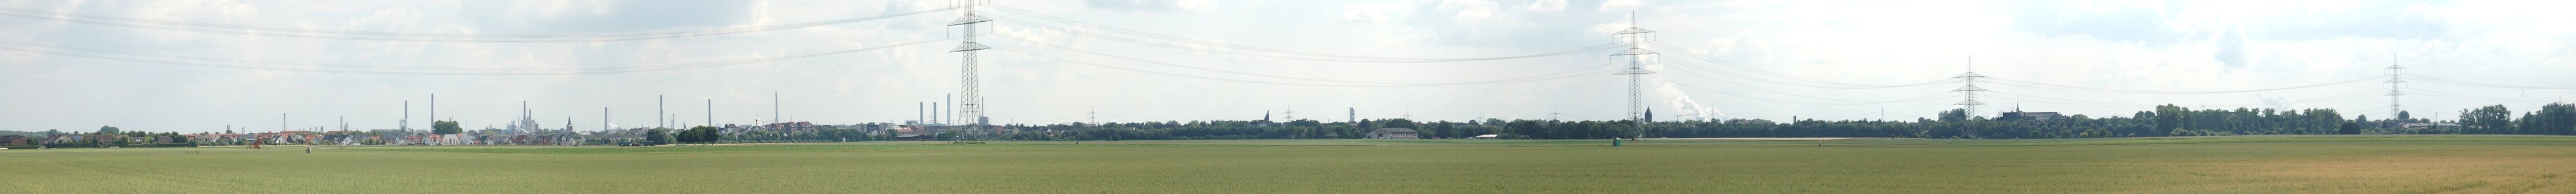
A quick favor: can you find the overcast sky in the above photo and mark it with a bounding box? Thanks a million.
[3,0,2572,133]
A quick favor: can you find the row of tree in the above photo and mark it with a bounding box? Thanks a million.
[15,104,2576,144]
[982,103,2576,140]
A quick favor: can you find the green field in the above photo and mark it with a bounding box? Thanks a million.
[7,135,2576,193]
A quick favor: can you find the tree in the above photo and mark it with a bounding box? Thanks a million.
[2527,103,2576,135]
[681,126,722,144]
[1938,109,1968,122]
[643,128,672,145]
[2153,104,2187,135]
[2337,122,2361,134]
[96,126,120,134]
[2396,110,2412,122]
[2460,105,2514,133]
[431,121,463,135]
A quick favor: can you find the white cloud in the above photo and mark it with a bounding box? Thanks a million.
[1523,0,1565,13]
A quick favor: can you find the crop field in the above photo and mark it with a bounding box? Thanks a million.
[6,135,2576,193]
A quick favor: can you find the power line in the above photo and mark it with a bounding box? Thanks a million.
[1978,75,2380,94]
[2407,88,2568,102]
[992,35,1615,85]
[985,17,1620,63]
[0,39,947,75]
[989,48,1613,88]
[1651,76,1951,105]
[1652,54,1950,90]
[2404,75,2576,89]
[1649,41,1947,88]
[0,6,955,42]
[986,5,1613,62]
[993,34,1602,85]
[1649,65,1951,103]
[1190,4,1526,25]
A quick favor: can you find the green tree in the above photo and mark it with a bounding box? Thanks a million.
[1938,108,1967,122]
[96,126,120,134]
[2523,103,2576,135]
[2460,105,2514,133]
[432,121,463,135]
[2337,122,2361,134]
[681,126,722,144]
[644,128,672,145]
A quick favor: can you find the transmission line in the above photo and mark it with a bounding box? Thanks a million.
[994,34,1604,85]
[2405,88,2569,102]
[986,16,1618,63]
[986,5,1612,62]
[1190,4,1525,25]
[1981,75,2387,94]
[0,39,946,75]
[2403,75,2576,89]
[1652,54,1951,89]
[989,48,1612,88]
[1651,64,1950,103]
[991,35,1614,85]
[1984,90,2381,109]
[1652,76,1951,105]
[0,6,955,42]
[1647,41,1950,88]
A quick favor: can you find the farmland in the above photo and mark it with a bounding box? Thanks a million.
[6,135,2576,193]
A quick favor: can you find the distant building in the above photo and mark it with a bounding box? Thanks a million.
[765,122,819,133]
[1367,128,1419,140]
[1998,108,2068,121]
[1470,134,1499,139]
[0,135,27,146]
[2401,123,2462,129]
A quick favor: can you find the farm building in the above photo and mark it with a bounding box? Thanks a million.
[1367,128,1419,140]
[1,135,26,146]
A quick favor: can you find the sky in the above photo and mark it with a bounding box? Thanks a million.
[2,0,2572,133]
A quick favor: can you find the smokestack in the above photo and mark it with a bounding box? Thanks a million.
[603,107,609,132]
[774,92,780,125]
[919,102,925,124]
[403,101,410,132]
[945,94,953,124]
[706,99,712,128]
[933,102,941,124]
[429,94,435,122]
[658,95,664,129]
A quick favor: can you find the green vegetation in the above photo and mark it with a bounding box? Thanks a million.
[431,120,461,135]
[5,135,2575,193]
[676,126,721,144]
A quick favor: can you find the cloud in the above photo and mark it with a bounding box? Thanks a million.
[1524,0,1566,13]
[1082,0,1204,13]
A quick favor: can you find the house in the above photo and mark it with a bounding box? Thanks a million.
[765,122,820,133]
[1,135,27,146]
[1998,108,2068,121]
[1470,134,1499,139]
[1367,128,1419,140]
[2401,123,2462,129]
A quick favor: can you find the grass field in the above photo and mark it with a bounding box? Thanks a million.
[6,135,2576,193]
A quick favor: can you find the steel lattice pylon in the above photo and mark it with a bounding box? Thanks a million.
[950,1,991,129]
[1611,13,1654,138]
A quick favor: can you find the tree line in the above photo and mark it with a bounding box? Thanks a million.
[986,103,2576,140]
